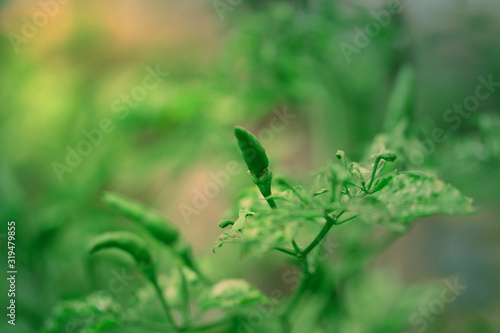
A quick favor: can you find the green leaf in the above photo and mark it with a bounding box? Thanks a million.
[43,292,121,333]
[343,270,441,333]
[363,120,418,172]
[347,162,369,187]
[346,196,406,232]
[213,209,254,251]
[373,171,475,221]
[214,204,320,256]
[213,229,241,251]
[384,64,415,132]
[349,171,476,231]
[240,211,300,256]
[233,208,255,231]
[198,279,269,311]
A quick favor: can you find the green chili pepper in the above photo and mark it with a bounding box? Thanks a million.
[234,127,276,208]
[89,231,152,264]
[234,127,269,177]
[102,192,179,245]
[89,231,156,281]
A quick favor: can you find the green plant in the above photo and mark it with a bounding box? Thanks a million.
[44,133,474,332]
[43,67,476,332]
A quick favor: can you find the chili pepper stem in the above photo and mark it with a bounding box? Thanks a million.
[274,247,297,257]
[151,277,178,331]
[179,268,191,327]
[266,198,277,209]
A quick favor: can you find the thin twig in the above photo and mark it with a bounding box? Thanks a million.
[179,268,191,326]
[334,215,358,225]
[151,279,178,331]
[291,240,301,253]
[274,247,297,257]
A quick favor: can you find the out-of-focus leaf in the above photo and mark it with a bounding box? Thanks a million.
[384,64,416,132]
[198,279,269,311]
[43,292,121,333]
[215,200,324,256]
[341,270,440,333]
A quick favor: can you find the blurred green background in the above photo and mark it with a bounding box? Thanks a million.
[1,0,499,332]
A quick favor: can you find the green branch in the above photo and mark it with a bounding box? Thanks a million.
[179,268,191,326]
[301,215,336,257]
[274,247,298,257]
[151,278,178,331]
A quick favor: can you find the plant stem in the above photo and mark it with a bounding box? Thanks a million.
[189,262,211,285]
[367,156,384,191]
[335,210,346,220]
[179,268,191,327]
[334,215,358,225]
[151,278,178,331]
[291,239,301,253]
[274,247,297,257]
[280,261,311,326]
[86,256,97,289]
[301,215,336,257]
[267,198,277,209]
[280,315,291,333]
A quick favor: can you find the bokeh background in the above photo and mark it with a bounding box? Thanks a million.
[1,0,500,332]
